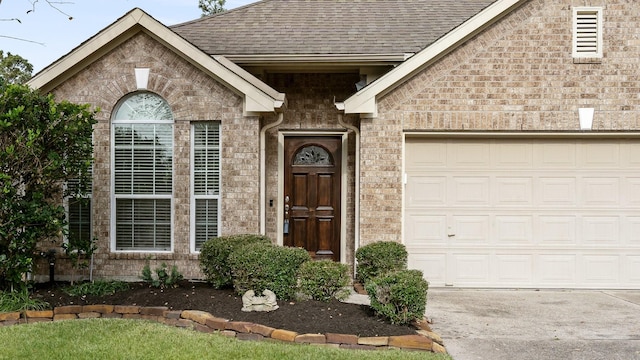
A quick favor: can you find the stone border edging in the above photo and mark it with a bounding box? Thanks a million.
[0,306,446,354]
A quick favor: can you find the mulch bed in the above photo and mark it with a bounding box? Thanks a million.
[31,280,417,337]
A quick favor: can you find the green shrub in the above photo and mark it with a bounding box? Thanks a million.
[199,234,272,288]
[141,262,183,289]
[0,288,49,312]
[297,260,350,302]
[63,280,129,297]
[355,241,408,285]
[365,269,428,325]
[229,243,311,301]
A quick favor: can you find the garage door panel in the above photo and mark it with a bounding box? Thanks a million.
[492,142,533,168]
[537,216,577,245]
[494,254,533,285]
[405,138,639,289]
[405,140,448,169]
[406,176,446,207]
[581,216,620,245]
[405,214,447,246]
[451,177,490,205]
[537,254,577,286]
[581,177,620,206]
[451,216,490,244]
[537,177,577,206]
[449,142,490,168]
[408,253,447,286]
[494,177,533,206]
[453,254,490,285]
[581,255,620,285]
[578,143,620,168]
[624,256,640,284]
[625,217,640,245]
[534,142,577,168]
[623,178,640,206]
[495,216,533,244]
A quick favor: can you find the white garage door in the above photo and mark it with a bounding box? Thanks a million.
[404,137,640,289]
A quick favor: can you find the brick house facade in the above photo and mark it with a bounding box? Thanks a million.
[28,0,640,288]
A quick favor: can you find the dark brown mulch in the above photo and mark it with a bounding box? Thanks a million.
[31,281,417,337]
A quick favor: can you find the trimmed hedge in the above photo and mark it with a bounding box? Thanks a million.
[355,241,408,285]
[199,234,271,288]
[228,243,311,301]
[297,260,350,302]
[365,269,428,325]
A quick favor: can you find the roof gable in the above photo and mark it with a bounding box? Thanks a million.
[27,8,284,114]
[341,0,526,116]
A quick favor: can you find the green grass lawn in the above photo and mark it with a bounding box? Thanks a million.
[0,318,452,360]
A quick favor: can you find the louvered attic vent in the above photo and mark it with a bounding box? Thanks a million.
[573,7,603,58]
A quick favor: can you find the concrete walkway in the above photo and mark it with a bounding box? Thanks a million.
[426,289,640,360]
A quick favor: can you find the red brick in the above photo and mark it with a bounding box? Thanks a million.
[0,312,21,321]
[271,329,298,342]
[326,333,358,345]
[77,312,101,319]
[25,310,53,319]
[194,323,214,333]
[295,334,326,344]
[358,336,389,346]
[388,335,433,351]
[181,310,215,325]
[140,307,168,316]
[53,314,77,321]
[205,317,229,330]
[114,305,140,314]
[82,305,114,314]
[248,324,275,337]
[226,321,253,333]
[54,306,83,315]
[163,310,182,319]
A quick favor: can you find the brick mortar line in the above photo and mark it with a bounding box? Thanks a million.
[0,306,447,354]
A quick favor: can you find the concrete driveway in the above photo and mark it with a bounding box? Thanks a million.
[426,289,640,360]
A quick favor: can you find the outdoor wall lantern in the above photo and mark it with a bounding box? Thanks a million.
[578,107,594,130]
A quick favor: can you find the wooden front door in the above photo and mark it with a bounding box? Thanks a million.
[284,136,341,261]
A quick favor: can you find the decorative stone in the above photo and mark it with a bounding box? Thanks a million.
[242,290,279,312]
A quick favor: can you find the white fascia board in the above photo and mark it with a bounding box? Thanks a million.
[342,0,526,116]
[28,8,284,113]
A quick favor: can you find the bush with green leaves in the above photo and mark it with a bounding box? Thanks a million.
[0,81,96,291]
[297,260,350,302]
[63,280,129,297]
[199,234,272,288]
[229,243,311,301]
[355,241,408,285]
[0,288,49,312]
[141,262,184,289]
[365,269,428,325]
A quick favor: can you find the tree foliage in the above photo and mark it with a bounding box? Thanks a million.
[0,51,33,85]
[199,0,226,16]
[0,82,97,291]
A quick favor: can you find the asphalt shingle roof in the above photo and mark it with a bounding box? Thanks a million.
[171,0,497,56]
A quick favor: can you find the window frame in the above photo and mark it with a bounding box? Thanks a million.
[190,121,222,253]
[110,92,175,253]
[572,7,603,59]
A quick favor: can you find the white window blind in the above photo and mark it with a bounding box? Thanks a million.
[112,92,173,251]
[66,166,92,247]
[573,7,602,58]
[192,122,220,251]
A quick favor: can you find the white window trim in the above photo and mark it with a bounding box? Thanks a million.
[190,122,222,253]
[110,118,175,254]
[572,6,603,58]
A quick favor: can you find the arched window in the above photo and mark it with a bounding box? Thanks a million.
[112,92,173,251]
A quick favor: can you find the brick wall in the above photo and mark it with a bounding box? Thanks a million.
[360,0,640,245]
[263,73,360,266]
[42,33,258,280]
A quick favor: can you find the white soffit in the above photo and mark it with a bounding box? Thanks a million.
[342,0,526,116]
[27,8,284,114]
